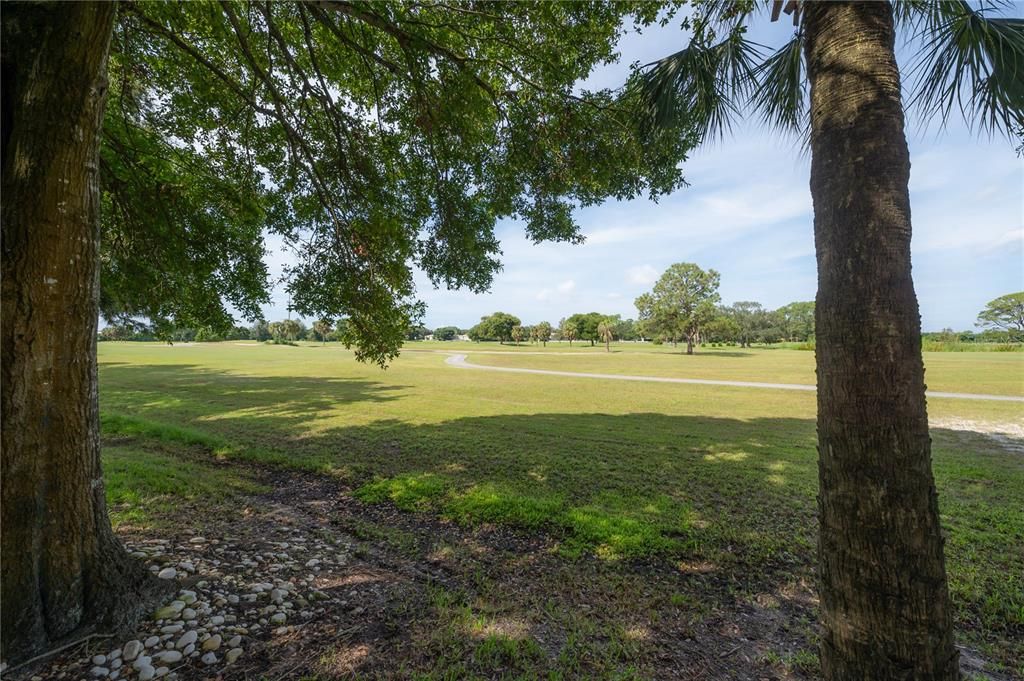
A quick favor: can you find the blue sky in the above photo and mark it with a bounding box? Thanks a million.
[261,12,1023,333]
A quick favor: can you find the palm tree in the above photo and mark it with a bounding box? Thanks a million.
[313,318,333,345]
[562,322,578,346]
[633,2,1023,678]
[597,318,615,352]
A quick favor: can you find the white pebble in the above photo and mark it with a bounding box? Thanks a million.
[92,655,107,665]
[144,636,160,648]
[201,652,217,665]
[175,630,197,649]
[137,667,156,681]
[122,641,144,662]
[157,567,177,580]
[158,650,182,664]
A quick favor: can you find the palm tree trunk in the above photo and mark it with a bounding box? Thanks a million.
[1,2,166,662]
[803,3,957,679]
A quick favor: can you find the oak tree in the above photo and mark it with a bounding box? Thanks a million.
[0,0,689,661]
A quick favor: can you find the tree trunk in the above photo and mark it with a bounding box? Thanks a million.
[803,4,957,679]
[1,2,164,663]
[685,336,693,355]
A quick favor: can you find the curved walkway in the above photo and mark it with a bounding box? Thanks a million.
[443,354,1024,403]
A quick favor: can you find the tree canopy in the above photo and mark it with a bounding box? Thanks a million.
[469,312,521,343]
[976,291,1024,341]
[99,1,693,364]
[635,263,720,353]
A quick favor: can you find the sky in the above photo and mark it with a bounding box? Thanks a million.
[259,11,1024,333]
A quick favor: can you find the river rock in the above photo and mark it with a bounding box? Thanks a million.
[122,641,144,662]
[225,648,243,664]
[158,650,182,664]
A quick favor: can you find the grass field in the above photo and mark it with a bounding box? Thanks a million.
[432,343,1024,397]
[98,341,1024,677]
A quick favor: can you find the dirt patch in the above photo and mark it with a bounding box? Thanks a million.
[9,456,1015,680]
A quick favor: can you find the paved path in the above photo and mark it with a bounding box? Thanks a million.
[444,354,1024,403]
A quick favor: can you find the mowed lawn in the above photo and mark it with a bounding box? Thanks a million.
[98,341,1024,673]
[415,340,1024,397]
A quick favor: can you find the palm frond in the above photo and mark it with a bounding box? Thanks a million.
[634,29,762,142]
[750,34,805,133]
[907,0,1024,136]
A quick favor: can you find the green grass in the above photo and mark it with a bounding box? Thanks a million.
[98,341,1024,669]
[445,344,1024,397]
[102,430,264,528]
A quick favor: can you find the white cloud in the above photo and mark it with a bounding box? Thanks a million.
[557,279,576,293]
[626,264,660,285]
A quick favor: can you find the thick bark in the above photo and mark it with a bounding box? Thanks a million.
[1,2,162,663]
[803,3,958,679]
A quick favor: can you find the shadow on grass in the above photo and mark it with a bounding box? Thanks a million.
[98,362,1024,673]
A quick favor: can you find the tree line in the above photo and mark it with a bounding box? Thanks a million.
[99,288,1021,351]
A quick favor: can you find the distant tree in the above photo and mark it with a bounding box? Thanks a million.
[727,301,767,348]
[564,312,604,346]
[635,263,720,355]
[560,319,578,346]
[312,319,333,345]
[703,311,740,344]
[776,301,815,341]
[194,326,224,342]
[433,326,460,341]
[511,325,525,344]
[614,317,638,341]
[597,318,616,352]
[406,325,431,341]
[284,319,305,341]
[269,319,304,342]
[471,312,520,343]
[171,327,196,343]
[98,325,132,342]
[977,292,1024,341]
[225,325,250,341]
[535,321,553,347]
[250,320,272,342]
